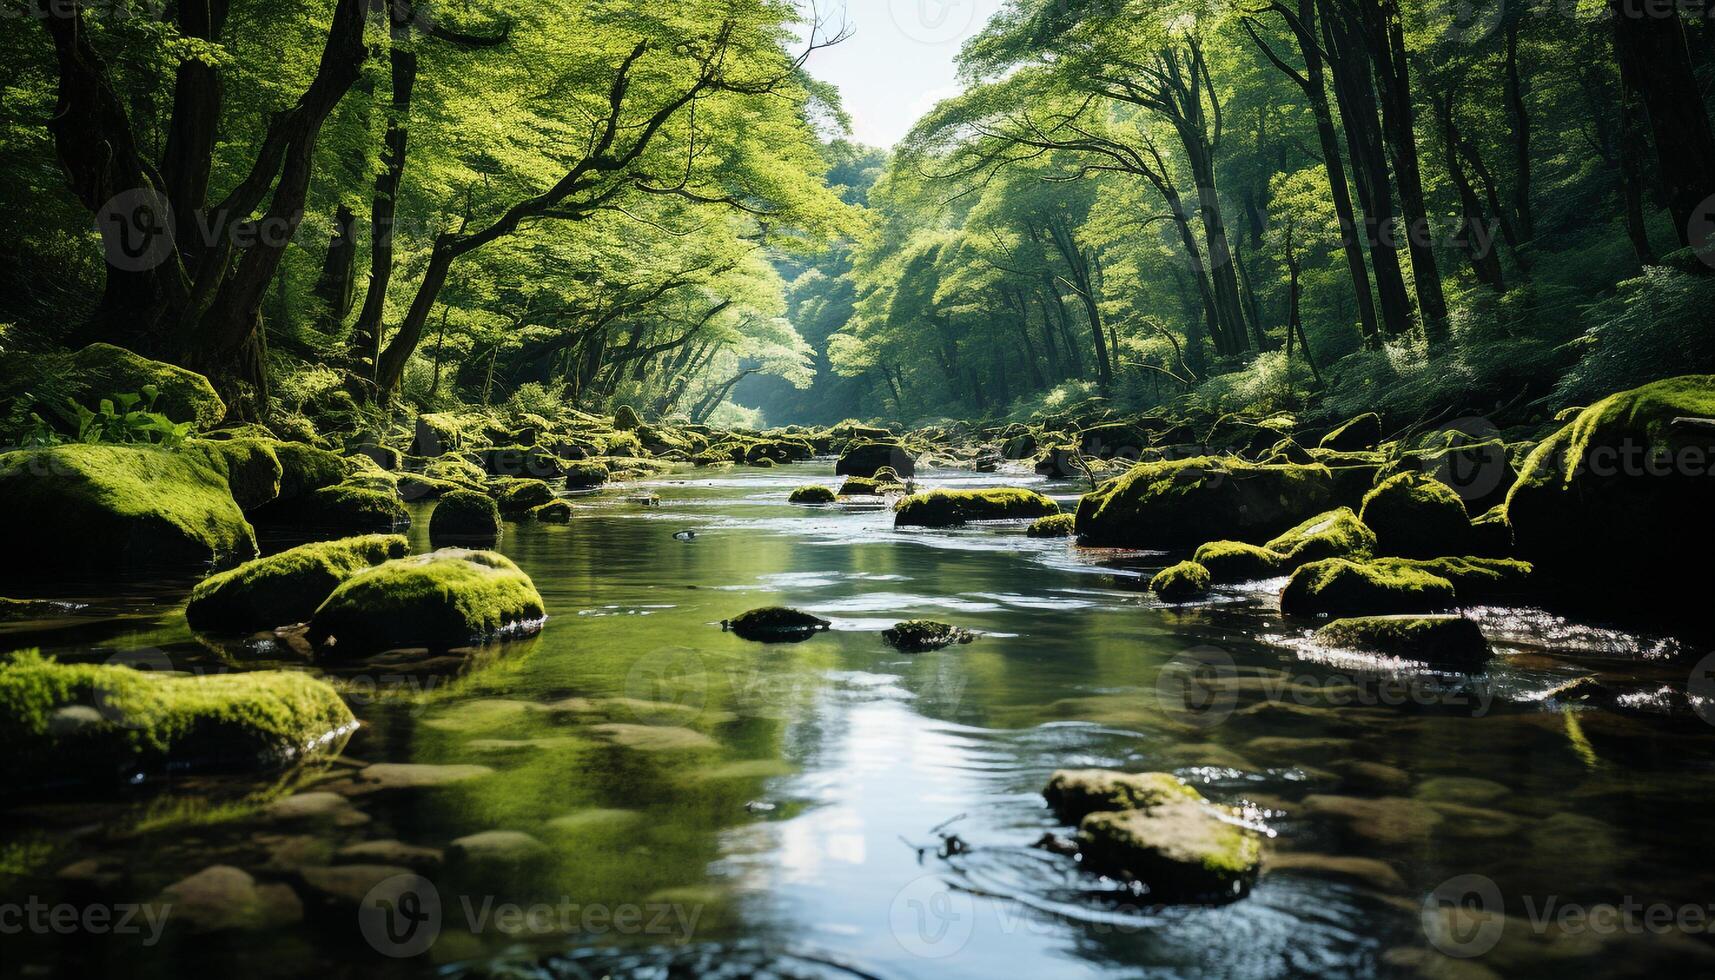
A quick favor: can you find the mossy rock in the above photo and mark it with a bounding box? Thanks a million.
[723,607,830,643]
[496,478,556,516]
[429,490,502,546]
[1505,376,1715,612]
[1369,557,1534,601]
[881,620,975,652]
[1408,434,1518,515]
[296,482,410,535]
[1027,513,1077,538]
[894,488,1059,528]
[529,500,573,523]
[187,437,283,512]
[1044,769,1200,823]
[600,430,643,457]
[1075,457,1339,548]
[1078,423,1152,460]
[788,485,837,504]
[270,442,354,503]
[481,445,565,480]
[1264,507,1376,565]
[0,651,354,792]
[423,455,488,485]
[1468,505,1515,558]
[31,344,226,431]
[836,441,916,478]
[746,439,814,465]
[0,444,256,577]
[613,405,642,431]
[1280,559,1456,618]
[1,598,66,622]
[1077,801,1262,903]
[1192,541,1285,583]
[186,535,409,632]
[1002,432,1038,460]
[1319,413,1383,452]
[564,461,610,490]
[307,550,547,653]
[1359,472,1472,558]
[1313,615,1491,671]
[396,473,469,501]
[1150,561,1212,603]
[751,457,776,468]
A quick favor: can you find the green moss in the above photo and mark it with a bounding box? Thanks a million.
[270,441,353,503]
[1359,473,1472,558]
[186,437,283,511]
[396,473,468,501]
[1264,507,1376,565]
[564,461,610,490]
[0,444,256,575]
[1319,413,1383,452]
[1044,769,1200,822]
[836,441,916,478]
[601,430,644,457]
[529,500,574,523]
[0,651,354,791]
[1150,561,1212,602]
[788,485,837,504]
[496,478,556,515]
[58,344,226,430]
[1077,802,1262,902]
[723,607,830,643]
[1313,615,1491,671]
[882,620,974,652]
[186,535,409,632]
[894,488,1059,528]
[1027,513,1077,538]
[1280,558,1456,618]
[297,481,410,534]
[752,457,776,468]
[423,455,488,485]
[429,490,502,544]
[1192,541,1286,582]
[308,549,547,653]
[1075,456,1339,548]
[613,405,642,431]
[1369,556,1534,601]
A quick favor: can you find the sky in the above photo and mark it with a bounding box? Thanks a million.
[801,0,1007,149]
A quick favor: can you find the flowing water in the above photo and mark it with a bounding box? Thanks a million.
[4,464,1715,978]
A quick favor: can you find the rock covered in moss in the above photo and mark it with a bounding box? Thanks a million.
[1075,457,1339,548]
[1313,615,1491,671]
[1264,507,1376,565]
[1150,561,1212,602]
[881,620,974,652]
[1078,802,1262,902]
[529,500,573,523]
[0,444,257,576]
[297,482,410,535]
[1505,376,1715,613]
[1192,541,1285,582]
[270,442,354,504]
[1368,556,1533,602]
[307,550,546,653]
[1319,413,1383,452]
[495,478,556,516]
[396,473,467,501]
[423,455,487,486]
[45,343,227,431]
[187,438,283,511]
[836,441,916,478]
[0,598,68,622]
[1044,770,1200,823]
[0,651,354,792]
[429,490,502,545]
[894,488,1059,527]
[723,607,830,643]
[1280,558,1456,618]
[350,442,402,471]
[1360,473,1472,558]
[788,485,837,504]
[564,461,610,490]
[1027,513,1077,538]
[613,405,642,431]
[186,535,409,632]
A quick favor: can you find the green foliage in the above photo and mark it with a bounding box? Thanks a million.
[68,387,194,448]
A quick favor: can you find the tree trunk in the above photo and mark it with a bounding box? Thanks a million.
[315,203,359,328]
[350,33,418,370]
[1434,92,1506,292]
[1618,77,1657,266]
[1503,20,1535,246]
[1611,0,1715,248]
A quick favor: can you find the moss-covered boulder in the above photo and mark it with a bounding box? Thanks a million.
[271,442,354,504]
[1044,770,1200,823]
[0,445,256,576]
[1359,472,1472,558]
[564,461,610,490]
[723,607,831,643]
[423,455,487,486]
[529,500,573,523]
[1077,801,1262,902]
[1027,513,1077,538]
[307,550,546,653]
[1369,556,1534,601]
[1002,431,1038,460]
[1192,541,1285,582]
[1264,507,1376,565]
[481,445,565,480]
[1505,376,1715,612]
[1279,559,1456,618]
[836,441,916,478]
[411,413,465,455]
[187,438,283,512]
[52,344,227,431]
[881,621,975,652]
[0,651,354,792]
[788,485,837,504]
[429,490,502,546]
[1319,413,1383,452]
[1075,457,1339,548]
[1150,561,1212,602]
[495,478,556,516]
[613,405,642,431]
[296,482,410,535]
[396,473,468,501]
[186,535,409,632]
[1313,615,1491,671]
[894,488,1059,527]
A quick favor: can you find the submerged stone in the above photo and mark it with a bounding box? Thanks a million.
[495,478,556,516]
[1313,615,1491,671]
[307,549,546,653]
[881,620,975,652]
[186,534,409,632]
[788,485,837,504]
[429,490,502,545]
[1043,769,1200,823]
[723,607,831,642]
[1077,802,1262,902]
[530,499,574,523]
[894,488,1059,527]
[1280,558,1456,618]
[1150,561,1212,603]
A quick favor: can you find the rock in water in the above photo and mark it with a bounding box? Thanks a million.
[1074,457,1340,548]
[1192,541,1286,582]
[1263,507,1376,565]
[893,488,1059,527]
[1150,561,1212,603]
[564,461,611,490]
[788,485,837,504]
[723,607,831,643]
[1360,472,1472,558]
[186,535,409,632]
[835,441,916,478]
[0,444,257,577]
[308,549,546,653]
[1313,615,1492,671]
[881,621,975,652]
[1027,513,1077,538]
[1279,558,1456,618]
[429,490,502,546]
[1043,770,1201,823]
[0,652,354,792]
